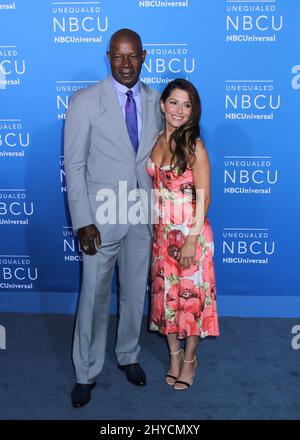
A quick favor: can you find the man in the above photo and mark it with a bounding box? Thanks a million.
[64,29,162,407]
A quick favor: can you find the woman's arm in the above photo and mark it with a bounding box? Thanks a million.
[178,140,211,269]
[188,139,211,240]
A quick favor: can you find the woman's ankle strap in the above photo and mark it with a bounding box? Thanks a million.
[170,348,183,355]
[183,356,197,363]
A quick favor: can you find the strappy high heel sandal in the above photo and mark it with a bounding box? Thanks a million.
[174,356,197,390]
[165,348,184,386]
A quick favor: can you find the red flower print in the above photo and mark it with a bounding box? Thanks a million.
[180,182,196,201]
[167,244,180,261]
[148,158,219,338]
[160,169,173,190]
[168,229,186,247]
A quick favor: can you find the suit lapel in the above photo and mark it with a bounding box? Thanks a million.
[101,78,156,160]
[101,77,135,157]
[137,83,155,159]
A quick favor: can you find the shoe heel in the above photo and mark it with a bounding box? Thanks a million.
[173,356,197,391]
[165,348,184,386]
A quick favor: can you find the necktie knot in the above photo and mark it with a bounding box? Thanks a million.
[126,90,133,98]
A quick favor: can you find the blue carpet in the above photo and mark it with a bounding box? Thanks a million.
[0,313,299,420]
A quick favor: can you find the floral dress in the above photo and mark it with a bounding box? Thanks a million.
[146,157,219,339]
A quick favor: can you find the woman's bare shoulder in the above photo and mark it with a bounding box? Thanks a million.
[189,139,208,168]
[151,132,165,162]
[195,138,206,151]
[152,132,165,152]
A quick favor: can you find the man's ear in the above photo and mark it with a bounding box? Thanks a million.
[141,49,147,63]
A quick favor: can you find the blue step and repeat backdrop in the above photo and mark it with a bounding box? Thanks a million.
[0,0,299,316]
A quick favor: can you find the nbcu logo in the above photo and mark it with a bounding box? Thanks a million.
[0,59,26,76]
[53,16,108,33]
[226,14,283,32]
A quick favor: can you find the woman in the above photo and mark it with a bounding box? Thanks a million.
[146,79,219,391]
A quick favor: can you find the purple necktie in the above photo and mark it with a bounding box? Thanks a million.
[125,90,139,154]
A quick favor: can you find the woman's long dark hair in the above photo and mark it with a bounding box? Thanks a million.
[160,78,202,175]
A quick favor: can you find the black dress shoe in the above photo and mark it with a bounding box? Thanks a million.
[71,382,96,408]
[118,363,146,386]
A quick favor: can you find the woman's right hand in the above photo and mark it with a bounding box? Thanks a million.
[178,239,197,270]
